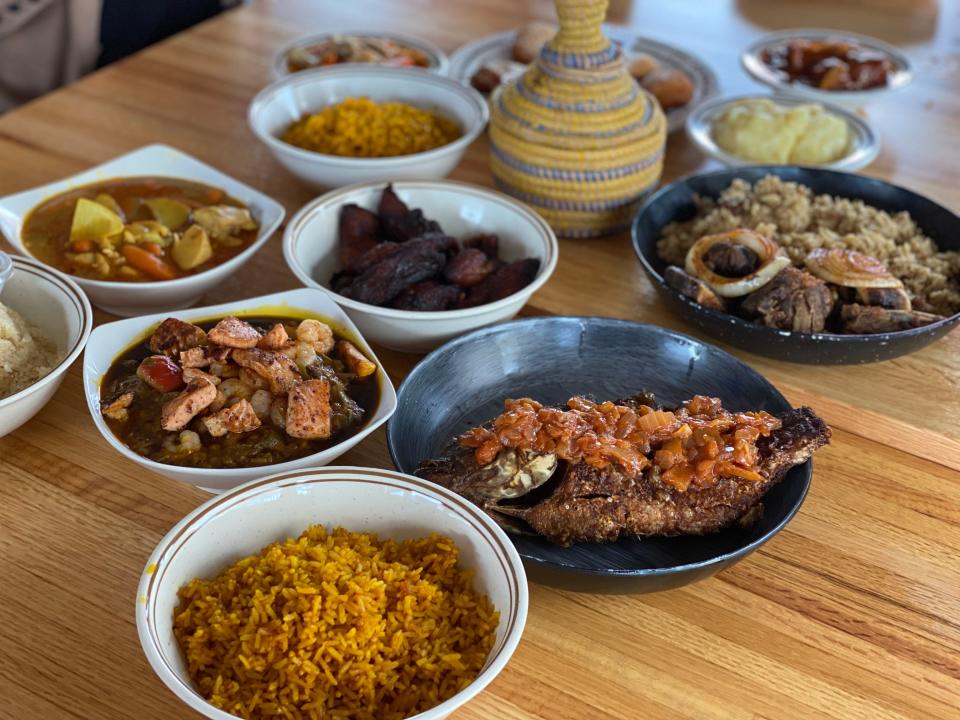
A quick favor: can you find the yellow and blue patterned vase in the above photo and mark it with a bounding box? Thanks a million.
[489,0,666,238]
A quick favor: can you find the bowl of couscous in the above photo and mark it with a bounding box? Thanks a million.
[248,66,489,189]
[0,253,92,437]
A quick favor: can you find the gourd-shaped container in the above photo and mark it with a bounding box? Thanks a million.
[489,0,666,237]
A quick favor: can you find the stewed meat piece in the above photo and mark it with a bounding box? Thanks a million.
[840,304,944,334]
[663,266,725,311]
[232,348,301,394]
[740,267,834,333]
[702,241,760,277]
[203,398,261,437]
[207,316,261,349]
[286,379,332,439]
[148,317,206,356]
[160,379,218,431]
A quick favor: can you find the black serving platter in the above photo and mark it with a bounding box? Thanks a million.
[631,166,960,364]
[387,316,813,593]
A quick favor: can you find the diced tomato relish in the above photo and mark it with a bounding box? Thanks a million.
[457,395,781,492]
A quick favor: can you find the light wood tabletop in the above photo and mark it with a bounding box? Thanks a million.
[1,1,958,718]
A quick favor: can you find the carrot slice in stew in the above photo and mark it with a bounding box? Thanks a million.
[70,238,94,253]
[121,244,178,280]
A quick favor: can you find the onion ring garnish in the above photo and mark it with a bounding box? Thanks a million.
[685,229,790,298]
[804,248,903,289]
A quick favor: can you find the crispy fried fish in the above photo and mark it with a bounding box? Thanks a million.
[416,395,830,546]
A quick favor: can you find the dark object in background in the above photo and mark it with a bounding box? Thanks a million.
[99,0,233,67]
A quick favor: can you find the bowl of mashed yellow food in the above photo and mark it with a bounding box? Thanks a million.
[0,253,92,438]
[686,95,878,171]
[248,65,489,189]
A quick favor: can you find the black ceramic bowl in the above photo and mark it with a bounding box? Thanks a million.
[631,166,960,364]
[387,316,813,593]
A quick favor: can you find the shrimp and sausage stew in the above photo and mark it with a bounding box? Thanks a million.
[99,314,380,468]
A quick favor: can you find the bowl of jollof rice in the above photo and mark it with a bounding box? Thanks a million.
[248,66,488,190]
[136,465,527,720]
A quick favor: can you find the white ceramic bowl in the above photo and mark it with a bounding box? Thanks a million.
[248,66,488,190]
[0,255,93,437]
[685,94,880,171]
[271,30,450,79]
[0,145,285,317]
[82,288,397,491]
[283,180,559,353]
[741,29,912,107]
[136,465,528,720]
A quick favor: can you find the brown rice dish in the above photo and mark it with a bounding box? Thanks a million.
[173,525,499,720]
[0,302,62,400]
[657,175,960,327]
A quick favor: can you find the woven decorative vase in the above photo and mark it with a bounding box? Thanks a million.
[488,0,666,238]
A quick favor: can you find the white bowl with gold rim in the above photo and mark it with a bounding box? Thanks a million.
[136,465,528,720]
[0,254,93,438]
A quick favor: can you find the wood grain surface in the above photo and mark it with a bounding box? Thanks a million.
[1,1,958,718]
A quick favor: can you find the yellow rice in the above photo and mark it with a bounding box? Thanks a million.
[281,97,462,158]
[173,526,499,720]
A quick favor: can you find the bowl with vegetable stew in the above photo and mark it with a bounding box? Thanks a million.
[0,145,285,316]
[82,288,396,491]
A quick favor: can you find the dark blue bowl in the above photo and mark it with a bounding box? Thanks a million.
[387,316,812,593]
[631,166,960,364]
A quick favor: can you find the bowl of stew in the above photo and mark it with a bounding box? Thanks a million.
[0,145,285,316]
[82,288,397,491]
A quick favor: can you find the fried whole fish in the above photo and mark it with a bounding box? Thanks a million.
[416,394,830,546]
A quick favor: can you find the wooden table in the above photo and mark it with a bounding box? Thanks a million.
[1,1,958,718]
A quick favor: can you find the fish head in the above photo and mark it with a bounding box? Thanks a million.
[480,448,557,499]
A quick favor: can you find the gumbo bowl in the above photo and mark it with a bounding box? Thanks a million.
[82,288,397,492]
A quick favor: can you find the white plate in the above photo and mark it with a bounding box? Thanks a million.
[82,288,397,492]
[448,26,719,133]
[136,465,528,720]
[271,30,450,79]
[740,28,912,107]
[685,94,880,171]
[0,145,285,316]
